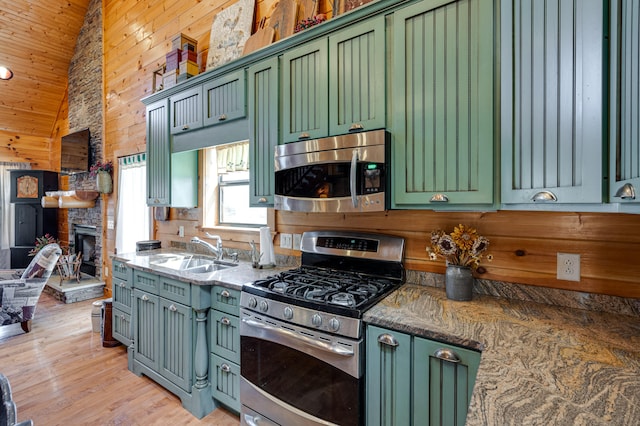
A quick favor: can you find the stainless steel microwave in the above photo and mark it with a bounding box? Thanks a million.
[274,130,388,213]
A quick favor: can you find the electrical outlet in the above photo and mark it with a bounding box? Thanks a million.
[104,267,109,277]
[178,226,184,237]
[557,253,580,281]
[107,219,114,230]
[293,234,302,250]
[280,233,293,249]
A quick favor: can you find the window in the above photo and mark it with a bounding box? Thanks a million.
[203,141,267,227]
[115,154,150,253]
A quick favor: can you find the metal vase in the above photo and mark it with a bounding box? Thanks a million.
[445,265,474,301]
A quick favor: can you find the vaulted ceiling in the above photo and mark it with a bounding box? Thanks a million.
[0,0,90,142]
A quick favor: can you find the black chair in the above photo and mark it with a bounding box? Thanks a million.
[0,373,33,426]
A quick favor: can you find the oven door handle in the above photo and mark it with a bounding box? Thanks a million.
[242,317,354,357]
[350,149,358,208]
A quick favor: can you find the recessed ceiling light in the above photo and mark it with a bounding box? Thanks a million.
[0,66,14,80]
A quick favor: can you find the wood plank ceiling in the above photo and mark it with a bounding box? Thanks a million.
[0,0,89,158]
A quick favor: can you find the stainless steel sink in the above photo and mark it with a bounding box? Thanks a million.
[149,254,237,273]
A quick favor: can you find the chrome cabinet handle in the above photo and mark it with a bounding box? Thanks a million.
[220,363,231,373]
[531,191,557,202]
[181,125,189,130]
[349,123,364,132]
[434,348,461,363]
[118,282,126,288]
[221,317,231,326]
[430,193,449,202]
[220,290,230,298]
[614,183,636,199]
[258,197,268,203]
[377,333,399,347]
[218,114,227,121]
[141,294,149,301]
[298,132,310,140]
[169,304,177,312]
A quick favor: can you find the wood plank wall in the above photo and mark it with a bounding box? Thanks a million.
[94,0,640,299]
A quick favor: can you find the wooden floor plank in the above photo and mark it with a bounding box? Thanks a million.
[0,292,239,425]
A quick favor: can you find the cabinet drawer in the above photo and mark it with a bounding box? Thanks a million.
[133,270,160,295]
[112,260,130,281]
[210,353,240,412]
[212,286,240,316]
[112,278,133,313]
[203,69,246,126]
[211,309,240,364]
[159,276,191,305]
[112,308,133,347]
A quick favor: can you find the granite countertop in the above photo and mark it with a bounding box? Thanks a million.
[364,284,640,425]
[112,249,291,291]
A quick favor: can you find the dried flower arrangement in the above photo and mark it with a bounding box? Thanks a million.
[294,15,327,33]
[89,160,114,178]
[28,234,59,256]
[427,224,491,269]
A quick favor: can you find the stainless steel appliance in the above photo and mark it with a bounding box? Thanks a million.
[240,231,405,426]
[274,130,388,213]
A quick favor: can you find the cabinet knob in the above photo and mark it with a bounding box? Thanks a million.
[433,348,461,363]
[221,317,231,326]
[430,193,449,202]
[377,333,399,347]
[220,290,230,298]
[118,282,126,288]
[349,123,364,132]
[220,363,231,373]
[182,125,189,130]
[169,304,177,312]
[218,114,227,121]
[298,132,311,140]
[531,191,557,202]
[141,294,149,301]
[258,197,268,203]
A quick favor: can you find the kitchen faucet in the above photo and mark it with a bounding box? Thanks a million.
[190,233,223,260]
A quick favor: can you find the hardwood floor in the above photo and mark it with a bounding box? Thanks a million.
[0,292,240,425]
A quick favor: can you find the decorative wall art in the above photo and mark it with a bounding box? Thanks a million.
[206,0,256,71]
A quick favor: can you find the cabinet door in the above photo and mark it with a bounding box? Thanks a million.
[392,0,494,208]
[112,307,133,347]
[146,98,171,206]
[281,38,329,143]
[170,86,203,134]
[501,0,604,204]
[329,15,386,135]
[112,275,133,313]
[212,286,241,316]
[14,204,40,246]
[413,337,481,426]
[248,56,279,207]
[203,69,246,127]
[366,325,412,426]
[133,289,160,371]
[210,353,241,412]
[159,298,192,392]
[610,0,640,204]
[211,309,240,364]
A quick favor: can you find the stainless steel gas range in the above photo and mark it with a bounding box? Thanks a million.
[239,231,405,426]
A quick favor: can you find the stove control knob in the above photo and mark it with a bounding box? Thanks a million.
[311,313,323,327]
[247,297,258,309]
[259,300,269,312]
[329,318,340,332]
[283,306,294,320]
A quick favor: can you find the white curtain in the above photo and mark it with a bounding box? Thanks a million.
[115,154,150,254]
[0,162,30,268]
[216,140,249,173]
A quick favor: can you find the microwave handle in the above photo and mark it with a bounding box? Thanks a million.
[350,150,358,208]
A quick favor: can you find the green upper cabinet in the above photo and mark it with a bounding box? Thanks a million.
[328,16,386,135]
[391,0,495,209]
[282,38,329,142]
[610,0,640,205]
[170,86,203,134]
[501,0,604,205]
[248,56,280,207]
[146,99,171,206]
[413,336,481,426]
[203,69,246,127]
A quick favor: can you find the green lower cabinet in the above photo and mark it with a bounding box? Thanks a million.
[210,353,241,411]
[366,325,481,425]
[112,307,133,347]
[158,298,193,392]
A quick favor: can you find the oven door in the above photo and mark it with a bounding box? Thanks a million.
[240,309,363,426]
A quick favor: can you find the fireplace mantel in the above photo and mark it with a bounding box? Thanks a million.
[42,190,99,208]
